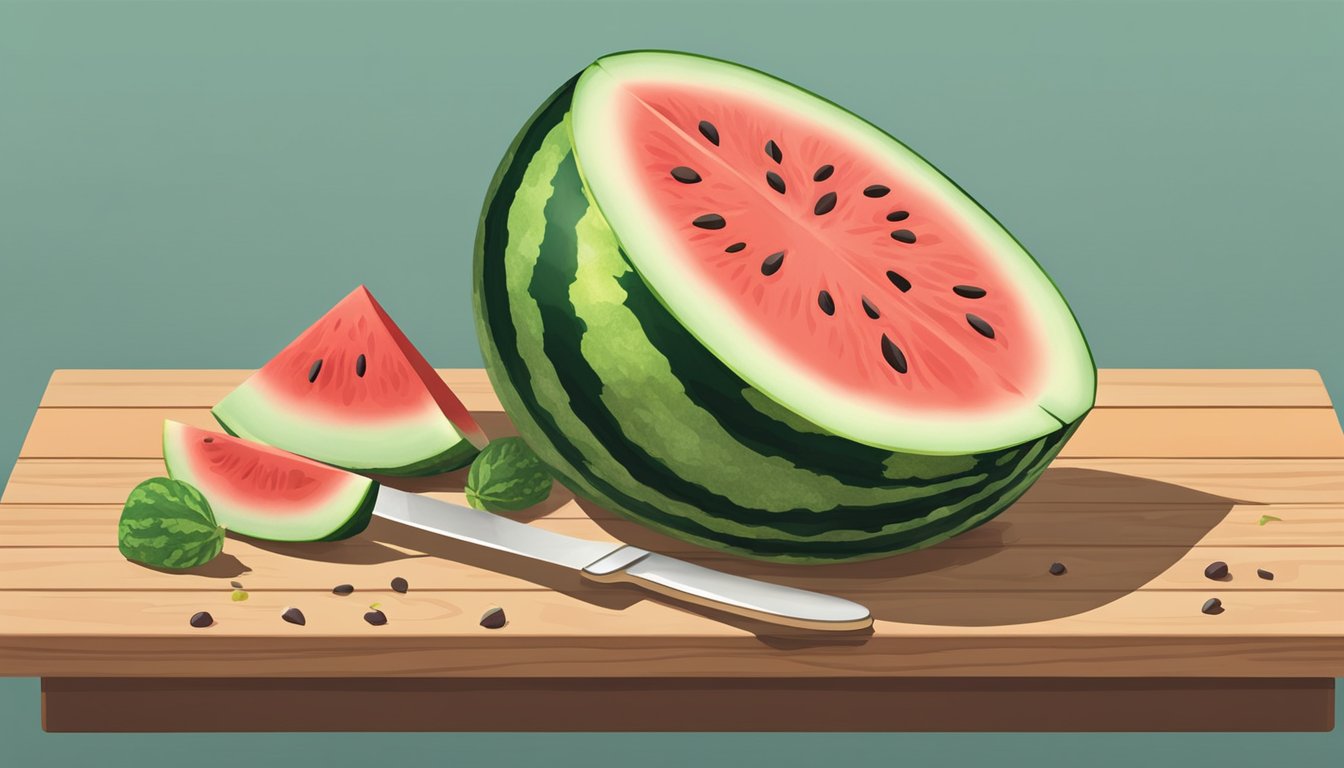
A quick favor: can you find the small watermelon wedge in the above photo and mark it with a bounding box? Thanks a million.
[213,286,487,476]
[162,420,378,541]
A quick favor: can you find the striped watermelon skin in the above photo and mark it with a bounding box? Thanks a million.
[473,77,1082,564]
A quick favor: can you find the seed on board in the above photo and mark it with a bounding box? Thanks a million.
[308,359,323,383]
[1204,561,1229,580]
[364,609,388,626]
[332,583,354,596]
[817,290,835,316]
[880,335,908,374]
[355,353,367,377]
[670,166,701,184]
[1257,568,1274,580]
[697,120,720,146]
[814,192,837,216]
[861,296,880,319]
[765,170,786,194]
[886,210,910,222]
[863,184,890,198]
[189,611,214,628]
[692,213,726,230]
[1049,562,1067,575]
[229,581,243,589]
[966,314,995,339]
[281,607,306,626]
[765,139,783,163]
[886,271,912,293]
[890,229,917,244]
[724,242,746,253]
[1201,598,1224,615]
[391,577,409,594]
[813,164,834,182]
[760,251,785,276]
[480,606,508,629]
[953,285,988,299]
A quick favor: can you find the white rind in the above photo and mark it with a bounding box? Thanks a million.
[569,51,1095,453]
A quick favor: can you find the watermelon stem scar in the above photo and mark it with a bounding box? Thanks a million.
[474,50,1096,563]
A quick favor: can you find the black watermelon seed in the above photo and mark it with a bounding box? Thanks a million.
[1257,568,1275,580]
[813,164,834,182]
[698,120,719,146]
[1049,562,1067,575]
[765,171,786,194]
[332,583,354,596]
[814,192,837,216]
[189,611,213,628]
[355,353,367,377]
[890,229,917,244]
[1204,561,1229,580]
[880,335,908,374]
[817,290,835,316]
[203,437,214,443]
[480,606,507,629]
[308,359,323,383]
[364,609,388,626]
[693,214,726,230]
[886,271,912,293]
[724,242,746,253]
[861,296,880,319]
[966,314,995,339]
[391,577,409,594]
[886,210,910,222]
[953,285,987,299]
[765,139,782,163]
[281,607,306,626]
[760,251,785,276]
[670,166,701,184]
[1201,598,1224,615]
[863,184,890,198]
[229,581,243,589]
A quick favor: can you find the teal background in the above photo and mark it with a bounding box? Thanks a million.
[2,0,1341,764]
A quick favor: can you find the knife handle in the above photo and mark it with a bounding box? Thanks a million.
[582,547,873,633]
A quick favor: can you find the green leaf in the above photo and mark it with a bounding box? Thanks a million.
[117,477,225,570]
[1258,514,1283,526]
[465,438,553,513]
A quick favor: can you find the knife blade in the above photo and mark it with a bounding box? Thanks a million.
[372,487,872,632]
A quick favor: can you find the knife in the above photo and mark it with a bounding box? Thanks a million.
[372,487,873,632]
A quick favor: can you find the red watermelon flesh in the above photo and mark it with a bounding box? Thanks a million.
[162,420,378,541]
[626,85,1040,410]
[212,286,486,476]
[571,56,1095,452]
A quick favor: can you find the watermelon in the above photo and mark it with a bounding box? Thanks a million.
[213,286,487,476]
[162,420,378,541]
[474,51,1096,563]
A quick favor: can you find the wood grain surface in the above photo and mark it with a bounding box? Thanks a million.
[2,369,1342,686]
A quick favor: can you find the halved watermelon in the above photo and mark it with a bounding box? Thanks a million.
[474,51,1097,563]
[162,420,377,541]
[213,286,487,476]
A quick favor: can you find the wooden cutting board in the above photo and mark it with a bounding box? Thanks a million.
[1,369,1341,732]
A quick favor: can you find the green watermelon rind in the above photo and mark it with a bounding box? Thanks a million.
[212,384,480,478]
[211,399,479,478]
[473,54,1093,563]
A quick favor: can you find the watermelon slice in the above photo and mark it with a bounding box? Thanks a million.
[162,420,378,541]
[213,286,487,476]
[474,51,1097,563]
